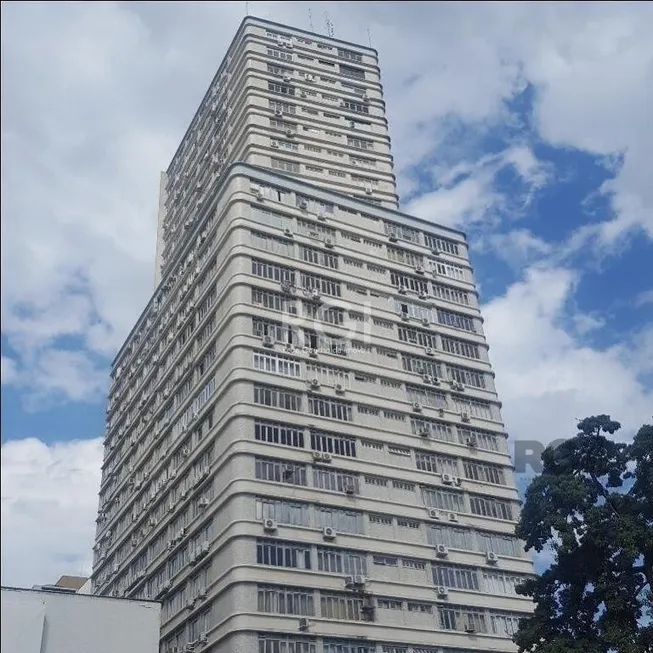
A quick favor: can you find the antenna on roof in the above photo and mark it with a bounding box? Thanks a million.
[245,1,249,15]
[308,8,314,32]
[325,12,334,37]
[367,28,373,48]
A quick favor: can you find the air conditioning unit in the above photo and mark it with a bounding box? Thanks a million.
[448,512,459,523]
[466,437,478,448]
[334,383,345,394]
[419,427,430,438]
[198,498,210,508]
[263,335,275,348]
[345,575,366,589]
[283,227,294,237]
[309,378,321,389]
[343,481,356,495]
[311,289,321,301]
[425,347,435,356]
[418,292,429,300]
[286,129,295,138]
[435,544,449,558]
[182,447,191,457]
[398,285,408,295]
[486,551,499,565]
[427,507,440,520]
[256,190,265,202]
[465,624,477,634]
[412,402,422,413]
[322,526,336,540]
[271,141,279,148]
[422,374,432,384]
[461,412,471,423]
[442,473,454,485]
[298,199,308,209]
[388,233,398,242]
[263,518,278,532]
[324,237,334,248]
[285,343,294,353]
[283,74,292,82]
[401,313,410,322]
[298,617,310,631]
[309,348,319,358]
[415,265,425,275]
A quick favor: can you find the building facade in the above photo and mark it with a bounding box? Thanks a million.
[93,16,534,653]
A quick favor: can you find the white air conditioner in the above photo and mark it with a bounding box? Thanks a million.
[486,551,499,565]
[324,237,334,248]
[442,473,454,485]
[415,265,425,275]
[309,378,321,389]
[283,227,294,237]
[436,586,449,598]
[311,288,321,301]
[298,617,310,631]
[263,518,278,532]
[401,313,410,322]
[427,507,440,519]
[465,624,477,634]
[425,347,435,356]
[271,141,279,148]
[309,348,319,358]
[418,292,429,300]
[436,544,449,558]
[345,574,366,589]
[398,285,408,295]
[334,383,345,394]
[286,129,295,138]
[419,427,430,438]
[422,375,432,384]
[448,512,459,522]
[263,335,275,348]
[466,437,478,448]
[322,526,336,540]
[298,199,308,209]
[198,498,210,508]
[412,402,422,413]
[461,412,471,423]
[283,74,292,82]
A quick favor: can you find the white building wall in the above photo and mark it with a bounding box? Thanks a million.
[1,587,160,653]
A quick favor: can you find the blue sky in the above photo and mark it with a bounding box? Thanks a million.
[1,1,652,587]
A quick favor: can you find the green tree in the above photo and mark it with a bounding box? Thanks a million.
[515,415,653,653]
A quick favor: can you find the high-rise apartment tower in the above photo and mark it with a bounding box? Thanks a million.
[94,16,535,653]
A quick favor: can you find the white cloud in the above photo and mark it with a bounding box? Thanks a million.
[1,355,18,385]
[483,266,653,449]
[2,2,651,404]
[636,289,653,307]
[0,437,103,588]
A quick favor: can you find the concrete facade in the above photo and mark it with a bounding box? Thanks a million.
[94,16,535,653]
[1,586,160,653]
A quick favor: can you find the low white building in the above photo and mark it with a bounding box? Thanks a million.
[1,583,160,653]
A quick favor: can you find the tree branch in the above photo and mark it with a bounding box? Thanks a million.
[589,472,619,516]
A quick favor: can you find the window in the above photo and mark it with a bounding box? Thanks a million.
[469,495,513,521]
[436,308,475,332]
[428,524,475,551]
[250,207,294,231]
[422,487,465,512]
[268,63,294,77]
[255,420,304,449]
[458,426,502,452]
[387,245,423,267]
[320,592,364,620]
[339,64,365,80]
[274,139,299,151]
[251,230,295,257]
[432,563,479,590]
[446,364,486,389]
[267,48,293,62]
[392,480,415,491]
[406,385,447,409]
[373,555,398,566]
[441,336,480,360]
[299,245,338,269]
[402,558,426,569]
[324,641,374,653]
[317,547,367,575]
[342,100,369,114]
[395,300,430,322]
[252,259,296,284]
[254,351,302,378]
[476,531,521,557]
[398,326,437,349]
[365,475,387,487]
[407,602,432,614]
[415,452,459,476]
[390,271,429,294]
[387,445,410,456]
[296,219,337,241]
[257,539,311,569]
[258,585,314,615]
[255,457,308,487]
[410,418,455,443]
[439,605,487,633]
[258,634,316,653]
[254,385,302,412]
[252,317,297,345]
[384,221,420,244]
[434,261,467,282]
[337,48,363,63]
[310,430,356,457]
[489,612,525,637]
[305,165,324,174]
[268,82,296,96]
[271,158,300,174]
[315,506,363,534]
[378,598,402,610]
[308,397,352,422]
[300,272,341,297]
[432,283,471,306]
[256,498,310,526]
[306,362,350,387]
[402,353,441,379]
[252,287,297,314]
[424,234,461,256]
[483,570,527,595]
[347,136,373,150]
[463,460,506,485]
[314,467,358,493]
[451,396,493,420]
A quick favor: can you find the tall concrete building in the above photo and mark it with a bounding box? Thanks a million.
[93,16,535,653]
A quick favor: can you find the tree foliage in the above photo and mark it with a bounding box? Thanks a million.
[515,415,653,653]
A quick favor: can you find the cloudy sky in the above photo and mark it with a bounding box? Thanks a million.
[1,1,652,588]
